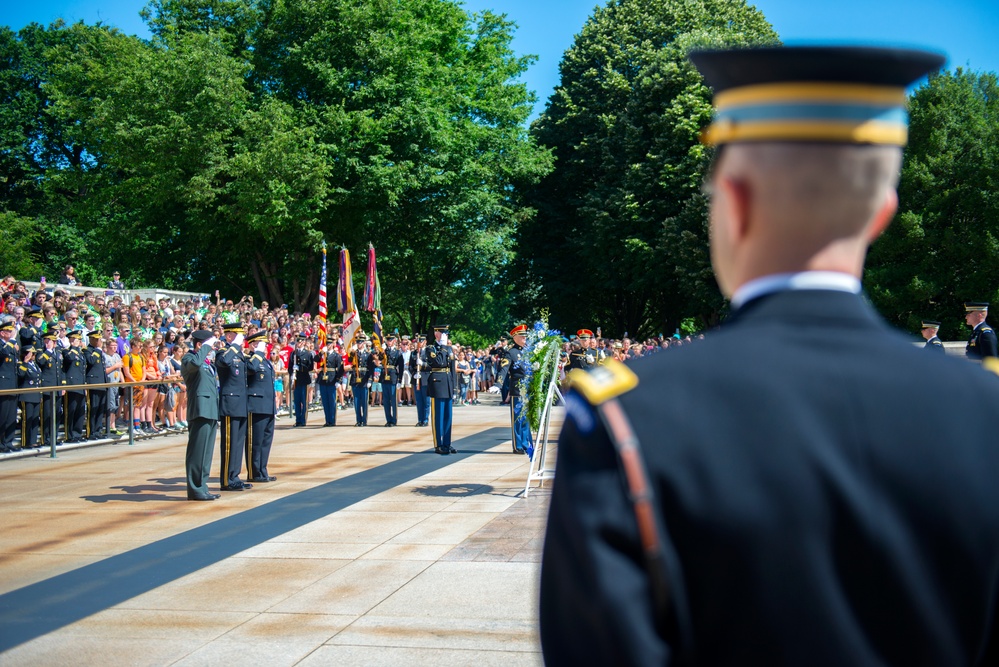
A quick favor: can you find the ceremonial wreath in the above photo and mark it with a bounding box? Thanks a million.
[516,317,562,435]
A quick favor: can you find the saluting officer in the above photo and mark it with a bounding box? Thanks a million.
[84,330,108,439]
[182,330,220,501]
[16,346,41,449]
[381,334,404,427]
[245,330,277,483]
[567,334,587,372]
[37,331,63,447]
[62,330,86,443]
[920,320,945,352]
[426,325,456,454]
[495,324,533,455]
[20,307,43,351]
[0,321,18,452]
[216,322,251,491]
[410,334,430,427]
[316,341,344,427]
[964,302,998,360]
[350,335,375,426]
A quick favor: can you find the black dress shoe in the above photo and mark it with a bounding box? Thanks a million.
[448,447,457,454]
[250,477,269,483]
[220,485,243,491]
[434,447,449,455]
[267,475,276,481]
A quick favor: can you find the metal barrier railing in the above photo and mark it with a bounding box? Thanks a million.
[0,379,174,458]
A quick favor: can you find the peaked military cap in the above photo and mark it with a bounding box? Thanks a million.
[965,302,989,312]
[433,324,450,332]
[67,330,82,339]
[509,324,528,337]
[222,322,245,334]
[191,330,213,343]
[28,306,43,317]
[42,331,58,340]
[87,329,102,339]
[689,46,946,146]
[577,329,594,339]
[245,330,267,344]
[921,320,941,329]
[0,321,13,332]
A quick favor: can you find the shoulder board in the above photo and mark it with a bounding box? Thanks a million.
[568,359,638,405]
[983,327,994,334]
[18,364,26,371]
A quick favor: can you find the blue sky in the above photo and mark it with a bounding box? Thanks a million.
[4,0,997,119]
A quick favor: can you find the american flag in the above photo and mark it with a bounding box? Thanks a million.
[317,243,328,368]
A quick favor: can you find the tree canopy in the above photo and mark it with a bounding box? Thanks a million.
[514,0,778,338]
[0,0,551,337]
[866,68,999,340]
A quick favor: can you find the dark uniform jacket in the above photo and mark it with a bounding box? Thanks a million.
[215,343,247,416]
[182,344,219,421]
[924,335,944,352]
[381,346,404,384]
[245,349,275,415]
[0,339,17,391]
[16,360,41,403]
[424,342,455,399]
[567,346,587,371]
[316,351,344,386]
[85,343,107,385]
[496,344,527,397]
[37,346,63,387]
[291,348,314,386]
[62,347,85,394]
[350,349,374,386]
[19,325,40,351]
[542,289,999,667]
[966,321,998,359]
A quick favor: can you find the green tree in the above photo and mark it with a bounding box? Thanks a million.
[866,69,999,340]
[516,0,777,337]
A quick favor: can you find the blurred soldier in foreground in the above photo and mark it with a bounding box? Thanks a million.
[541,46,999,666]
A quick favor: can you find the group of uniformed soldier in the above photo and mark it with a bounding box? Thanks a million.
[920,301,999,360]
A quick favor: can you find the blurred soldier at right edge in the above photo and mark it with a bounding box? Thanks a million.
[541,46,999,666]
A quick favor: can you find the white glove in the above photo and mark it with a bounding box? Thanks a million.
[204,336,218,348]
[487,386,500,394]
[255,341,266,354]
[233,333,244,346]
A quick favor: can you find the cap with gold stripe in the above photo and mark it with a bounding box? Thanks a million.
[689,46,945,146]
[509,324,528,337]
[965,302,989,312]
[576,329,594,340]
[920,320,941,329]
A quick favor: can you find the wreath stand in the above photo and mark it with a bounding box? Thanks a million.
[524,353,562,497]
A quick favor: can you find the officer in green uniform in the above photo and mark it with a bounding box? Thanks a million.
[182,330,220,501]
[964,302,997,360]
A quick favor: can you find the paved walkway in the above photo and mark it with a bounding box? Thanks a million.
[0,399,559,666]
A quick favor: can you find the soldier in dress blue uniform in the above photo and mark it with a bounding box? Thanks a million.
[84,330,108,439]
[16,346,41,449]
[290,334,315,426]
[566,333,587,372]
[495,324,533,454]
[410,334,430,427]
[380,334,404,427]
[315,341,344,426]
[540,46,999,666]
[62,330,87,443]
[19,307,43,351]
[215,322,252,491]
[964,302,998,360]
[37,331,63,448]
[426,325,456,454]
[244,330,277,483]
[0,321,18,452]
[920,320,945,352]
[350,335,375,426]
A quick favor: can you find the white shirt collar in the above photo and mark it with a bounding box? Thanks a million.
[731,271,862,309]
